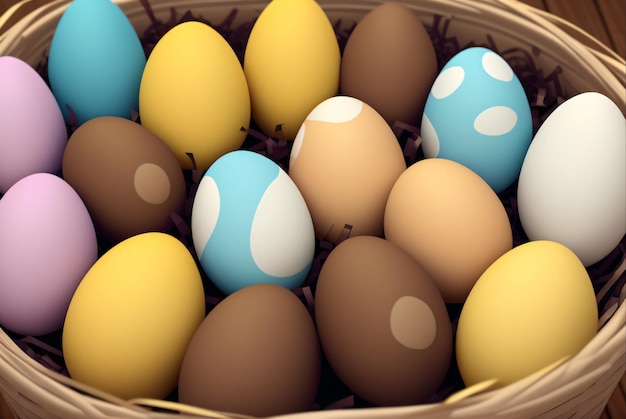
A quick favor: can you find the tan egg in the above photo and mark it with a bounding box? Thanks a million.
[289,96,406,243]
[384,158,512,303]
[315,235,452,406]
[340,2,438,126]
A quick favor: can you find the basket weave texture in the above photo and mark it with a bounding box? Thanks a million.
[0,0,625,418]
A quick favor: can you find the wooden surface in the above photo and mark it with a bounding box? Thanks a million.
[0,0,625,418]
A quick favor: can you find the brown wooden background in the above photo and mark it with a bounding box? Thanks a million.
[0,0,624,418]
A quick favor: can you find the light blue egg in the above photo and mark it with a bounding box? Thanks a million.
[421,47,532,193]
[191,150,315,295]
[48,0,146,125]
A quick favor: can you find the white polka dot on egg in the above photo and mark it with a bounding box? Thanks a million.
[420,114,440,157]
[290,124,305,165]
[133,163,171,205]
[250,170,315,278]
[473,106,518,136]
[431,66,465,99]
[306,95,363,123]
[389,296,437,350]
[482,51,514,82]
[190,176,220,258]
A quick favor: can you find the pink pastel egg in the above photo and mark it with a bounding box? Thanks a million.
[0,173,98,336]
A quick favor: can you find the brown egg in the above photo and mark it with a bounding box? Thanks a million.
[288,96,406,243]
[340,2,438,126]
[384,158,513,303]
[314,235,452,406]
[178,284,320,417]
[62,116,186,245]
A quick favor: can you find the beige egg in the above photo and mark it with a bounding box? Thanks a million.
[384,158,512,303]
[289,96,406,243]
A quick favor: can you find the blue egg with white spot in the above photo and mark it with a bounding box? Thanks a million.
[420,47,532,193]
[191,150,315,295]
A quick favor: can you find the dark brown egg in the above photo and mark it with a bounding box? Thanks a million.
[340,2,438,126]
[62,116,186,245]
[178,283,321,417]
[315,236,452,406]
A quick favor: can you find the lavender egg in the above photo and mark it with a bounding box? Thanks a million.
[0,56,68,194]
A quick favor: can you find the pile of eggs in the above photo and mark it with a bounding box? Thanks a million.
[0,0,625,416]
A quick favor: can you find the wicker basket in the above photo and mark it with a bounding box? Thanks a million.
[1,0,625,418]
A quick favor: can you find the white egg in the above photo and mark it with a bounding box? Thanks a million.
[517,92,626,266]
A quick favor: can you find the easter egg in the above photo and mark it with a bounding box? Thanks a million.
[421,47,532,193]
[0,173,97,336]
[48,0,146,124]
[139,21,250,170]
[63,232,205,400]
[340,2,438,126]
[0,56,67,193]
[289,96,406,243]
[384,158,512,303]
[62,116,186,245]
[456,240,598,388]
[517,92,626,266]
[192,150,315,295]
[244,0,340,139]
[178,283,320,416]
[315,236,452,406]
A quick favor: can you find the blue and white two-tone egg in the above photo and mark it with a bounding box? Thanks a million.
[191,150,315,295]
[420,47,532,193]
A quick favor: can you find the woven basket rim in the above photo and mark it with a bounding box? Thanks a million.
[1,0,625,418]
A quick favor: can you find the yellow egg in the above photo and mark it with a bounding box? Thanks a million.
[139,21,250,170]
[243,0,340,140]
[62,232,205,400]
[456,240,598,388]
